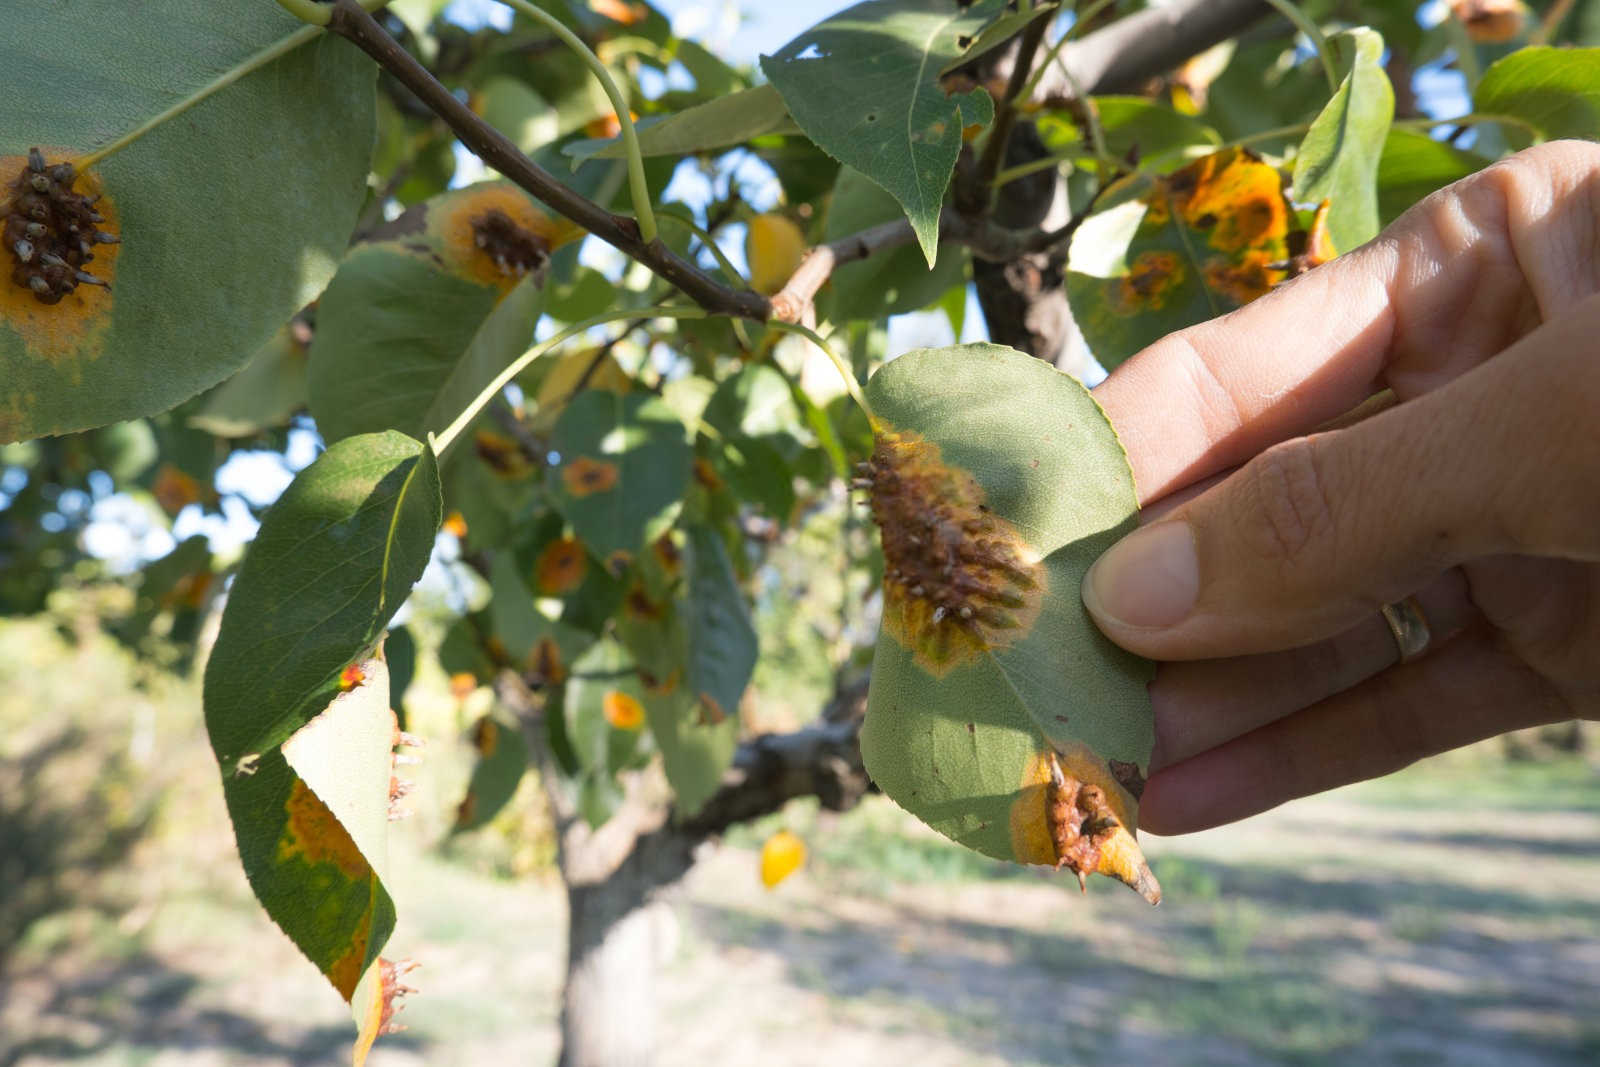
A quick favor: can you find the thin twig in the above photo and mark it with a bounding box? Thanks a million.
[962,6,1053,213]
[324,0,769,321]
[769,218,919,323]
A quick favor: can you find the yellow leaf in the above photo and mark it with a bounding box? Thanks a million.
[759,829,806,888]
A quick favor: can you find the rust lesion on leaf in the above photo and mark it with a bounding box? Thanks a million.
[1009,745,1161,904]
[435,184,577,292]
[535,535,588,593]
[276,778,373,882]
[530,635,567,686]
[1113,250,1185,313]
[563,454,620,497]
[602,689,645,730]
[1,148,120,361]
[471,715,500,757]
[861,428,1044,677]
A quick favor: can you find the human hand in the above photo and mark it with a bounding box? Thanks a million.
[1082,140,1600,835]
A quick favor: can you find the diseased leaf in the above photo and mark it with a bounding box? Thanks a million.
[547,391,692,569]
[452,713,529,833]
[683,524,757,733]
[1292,28,1394,254]
[203,431,441,769]
[309,182,567,443]
[860,344,1158,901]
[0,2,373,441]
[1066,148,1295,370]
[1474,47,1600,142]
[487,552,594,682]
[761,0,1003,265]
[219,652,400,1057]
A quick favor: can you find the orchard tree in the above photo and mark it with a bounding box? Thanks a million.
[3,0,1597,1063]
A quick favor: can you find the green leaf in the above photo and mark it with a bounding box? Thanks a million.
[219,651,397,1038]
[822,166,968,322]
[564,638,652,785]
[1037,97,1221,169]
[1292,28,1394,254]
[309,183,560,444]
[1375,129,1486,227]
[682,524,757,729]
[1067,148,1296,370]
[0,3,374,442]
[477,77,560,153]
[452,713,529,833]
[1474,47,1600,142]
[860,344,1157,898]
[563,84,796,163]
[547,391,692,568]
[188,323,309,438]
[203,431,442,770]
[761,0,1003,266]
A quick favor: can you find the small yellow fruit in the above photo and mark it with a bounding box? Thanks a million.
[759,829,806,888]
[745,213,806,295]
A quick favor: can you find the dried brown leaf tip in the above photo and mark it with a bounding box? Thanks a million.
[859,429,1044,675]
[3,148,116,305]
[1047,751,1161,905]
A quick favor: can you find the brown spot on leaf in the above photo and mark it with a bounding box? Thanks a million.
[454,791,478,829]
[535,536,588,594]
[623,582,664,621]
[530,636,567,686]
[651,531,682,577]
[1009,747,1160,903]
[437,184,576,291]
[562,455,619,496]
[151,464,204,516]
[1109,759,1146,800]
[474,430,534,478]
[471,716,500,758]
[692,455,724,491]
[863,428,1044,677]
[1114,251,1185,313]
[697,694,727,726]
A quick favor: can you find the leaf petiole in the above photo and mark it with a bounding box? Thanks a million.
[764,320,875,428]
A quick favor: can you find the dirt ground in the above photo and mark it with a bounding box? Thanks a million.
[3,751,1598,1067]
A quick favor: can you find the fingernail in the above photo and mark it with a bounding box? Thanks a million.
[1082,521,1199,629]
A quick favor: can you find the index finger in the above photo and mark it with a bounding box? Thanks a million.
[1094,140,1600,505]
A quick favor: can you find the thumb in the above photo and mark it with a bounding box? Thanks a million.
[1079,303,1598,660]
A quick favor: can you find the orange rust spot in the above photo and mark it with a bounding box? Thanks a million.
[1008,747,1159,903]
[604,549,633,576]
[535,536,588,594]
[563,454,619,496]
[159,568,214,611]
[449,672,478,701]
[339,663,366,692]
[436,184,576,291]
[277,778,371,881]
[692,456,724,491]
[1451,0,1525,42]
[473,429,534,478]
[591,0,648,24]
[150,464,203,516]
[623,582,664,621]
[643,668,679,696]
[1114,250,1186,313]
[471,716,499,757]
[1163,148,1288,256]
[863,429,1044,677]
[484,636,510,666]
[1202,253,1275,305]
[696,694,727,726]
[327,926,371,1001]
[0,149,120,361]
[602,689,645,730]
[651,531,682,577]
[441,510,469,539]
[530,636,567,685]
[454,791,478,829]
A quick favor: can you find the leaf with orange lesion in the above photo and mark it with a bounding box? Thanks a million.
[1067,147,1301,369]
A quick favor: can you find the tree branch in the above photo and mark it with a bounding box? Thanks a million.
[1044,0,1272,100]
[324,0,770,321]
[960,5,1053,215]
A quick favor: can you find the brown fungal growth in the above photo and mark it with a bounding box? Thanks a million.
[3,148,117,307]
[860,428,1044,676]
[1009,747,1161,904]
[435,184,577,292]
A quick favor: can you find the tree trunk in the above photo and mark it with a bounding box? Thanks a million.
[556,806,696,1067]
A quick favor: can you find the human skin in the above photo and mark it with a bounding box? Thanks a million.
[1080,140,1600,835]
